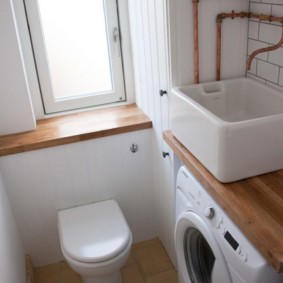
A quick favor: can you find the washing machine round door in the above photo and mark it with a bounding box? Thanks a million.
[175,211,232,283]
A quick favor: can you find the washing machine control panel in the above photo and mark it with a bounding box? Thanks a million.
[177,166,266,267]
[224,231,239,251]
[203,206,215,219]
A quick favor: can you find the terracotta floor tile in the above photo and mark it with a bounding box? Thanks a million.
[122,264,145,283]
[59,262,82,283]
[133,238,173,276]
[145,270,179,283]
[123,249,136,267]
[132,238,160,250]
[34,238,176,283]
[34,263,60,283]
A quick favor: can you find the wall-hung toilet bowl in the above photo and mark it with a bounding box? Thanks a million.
[58,199,132,283]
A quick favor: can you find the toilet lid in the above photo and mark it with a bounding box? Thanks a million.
[58,200,131,263]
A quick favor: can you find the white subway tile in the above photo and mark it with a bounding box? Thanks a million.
[262,0,283,4]
[248,21,259,40]
[259,23,283,44]
[268,47,283,66]
[250,3,272,14]
[248,39,269,60]
[266,80,283,91]
[257,60,279,83]
[271,4,283,18]
[247,73,266,84]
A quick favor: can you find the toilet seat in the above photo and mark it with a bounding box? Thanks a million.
[58,200,131,264]
[61,234,132,278]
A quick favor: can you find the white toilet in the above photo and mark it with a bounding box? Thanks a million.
[57,199,132,283]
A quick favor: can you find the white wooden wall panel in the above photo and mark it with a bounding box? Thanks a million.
[128,0,175,264]
[0,129,156,266]
[155,0,170,154]
[130,0,171,148]
[132,1,148,114]
[141,0,156,121]
[130,2,143,108]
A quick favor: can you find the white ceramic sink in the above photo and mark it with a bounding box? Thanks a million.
[171,77,283,182]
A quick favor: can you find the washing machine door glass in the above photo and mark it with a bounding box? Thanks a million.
[175,211,232,283]
[184,227,215,283]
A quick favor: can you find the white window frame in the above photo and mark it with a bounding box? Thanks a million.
[12,0,135,118]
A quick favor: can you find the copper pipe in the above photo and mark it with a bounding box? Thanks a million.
[247,32,283,70]
[215,11,283,81]
[216,21,222,81]
[249,13,283,24]
[217,12,283,23]
[217,11,249,21]
[193,0,199,84]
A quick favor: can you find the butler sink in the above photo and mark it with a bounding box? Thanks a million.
[171,77,283,182]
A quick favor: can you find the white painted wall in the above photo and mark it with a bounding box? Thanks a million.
[0,172,25,283]
[0,129,157,267]
[0,0,36,135]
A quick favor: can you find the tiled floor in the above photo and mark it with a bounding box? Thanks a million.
[34,238,179,283]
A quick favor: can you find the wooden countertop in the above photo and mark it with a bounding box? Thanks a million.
[164,130,283,273]
[0,104,152,157]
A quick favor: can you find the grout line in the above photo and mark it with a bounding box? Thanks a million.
[257,21,260,40]
[247,31,283,47]
[249,19,282,28]
[256,57,280,68]
[143,268,177,280]
[130,253,146,283]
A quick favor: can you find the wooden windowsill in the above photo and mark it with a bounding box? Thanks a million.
[0,104,152,157]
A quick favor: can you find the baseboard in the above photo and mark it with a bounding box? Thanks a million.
[25,254,34,283]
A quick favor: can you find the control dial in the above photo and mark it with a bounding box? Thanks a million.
[203,206,215,219]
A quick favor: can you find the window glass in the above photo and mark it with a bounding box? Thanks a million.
[184,228,215,283]
[38,0,113,99]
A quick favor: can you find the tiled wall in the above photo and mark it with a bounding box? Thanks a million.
[247,1,283,90]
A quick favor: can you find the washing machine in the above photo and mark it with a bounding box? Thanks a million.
[175,165,283,283]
